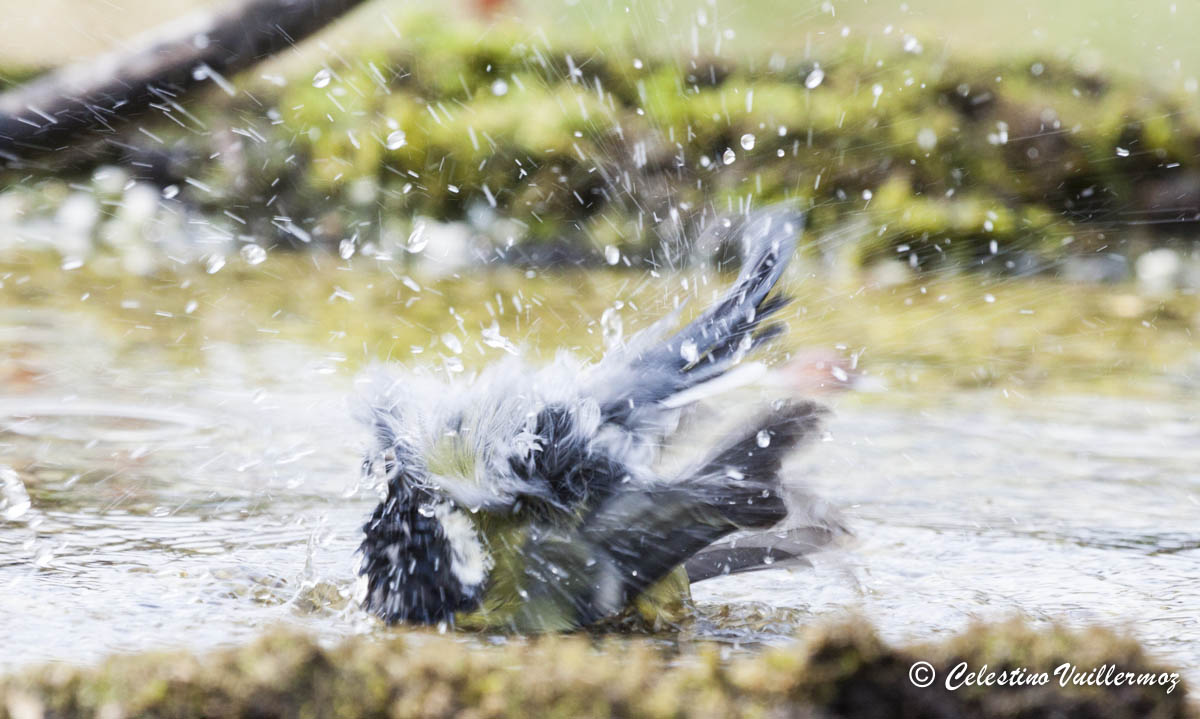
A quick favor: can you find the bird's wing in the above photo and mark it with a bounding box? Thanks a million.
[585,208,802,442]
[682,525,840,581]
[508,399,826,630]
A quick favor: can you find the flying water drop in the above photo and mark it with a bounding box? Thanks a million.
[722,148,737,165]
[600,305,624,349]
[481,323,519,355]
[805,67,825,89]
[604,245,620,265]
[205,254,226,274]
[740,133,756,151]
[406,222,428,253]
[756,430,771,448]
[386,130,407,150]
[0,466,31,521]
[441,333,463,354]
[240,244,267,265]
[312,69,332,88]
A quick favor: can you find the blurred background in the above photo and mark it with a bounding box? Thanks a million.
[0,0,1197,684]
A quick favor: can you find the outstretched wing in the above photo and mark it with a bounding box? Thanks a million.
[508,400,827,631]
[587,208,802,441]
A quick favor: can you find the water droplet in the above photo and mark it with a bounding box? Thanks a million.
[481,323,519,355]
[604,245,620,265]
[633,58,644,69]
[756,430,771,448]
[240,244,267,265]
[162,185,179,199]
[984,293,996,303]
[722,147,736,165]
[205,254,226,274]
[600,305,624,349]
[903,35,923,54]
[385,130,407,150]
[491,79,509,96]
[406,222,428,253]
[916,128,937,151]
[987,121,1009,146]
[418,505,436,517]
[0,466,31,521]
[740,133,756,151]
[1116,146,1130,157]
[312,69,332,88]
[338,238,355,260]
[804,67,825,89]
[441,333,463,354]
[680,339,699,363]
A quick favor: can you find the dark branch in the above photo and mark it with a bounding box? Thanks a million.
[0,0,369,168]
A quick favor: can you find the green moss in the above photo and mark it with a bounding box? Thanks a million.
[7,17,1199,267]
[0,620,1187,718]
[1,252,1196,397]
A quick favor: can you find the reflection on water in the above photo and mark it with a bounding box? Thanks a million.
[1,296,1197,675]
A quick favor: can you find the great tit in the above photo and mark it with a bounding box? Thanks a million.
[356,207,827,631]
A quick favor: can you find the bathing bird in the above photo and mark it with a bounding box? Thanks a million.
[356,208,828,631]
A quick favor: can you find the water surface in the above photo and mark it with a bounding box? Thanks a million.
[1,260,1197,676]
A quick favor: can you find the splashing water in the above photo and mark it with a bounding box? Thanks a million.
[0,466,32,521]
[385,130,407,150]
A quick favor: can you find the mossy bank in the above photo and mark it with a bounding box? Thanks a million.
[4,15,1200,274]
[0,620,1188,719]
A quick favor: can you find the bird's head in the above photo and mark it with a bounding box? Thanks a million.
[357,427,493,625]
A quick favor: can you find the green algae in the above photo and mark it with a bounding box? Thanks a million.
[1,251,1196,398]
[0,620,1187,718]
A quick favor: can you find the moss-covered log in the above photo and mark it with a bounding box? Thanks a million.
[0,620,1188,718]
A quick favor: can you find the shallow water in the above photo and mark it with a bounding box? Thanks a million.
[1,264,1197,677]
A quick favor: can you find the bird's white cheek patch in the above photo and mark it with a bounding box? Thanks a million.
[435,505,493,590]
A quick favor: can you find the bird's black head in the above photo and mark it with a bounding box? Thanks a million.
[358,436,486,625]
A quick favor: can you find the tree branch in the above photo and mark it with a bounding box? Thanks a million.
[0,0,369,167]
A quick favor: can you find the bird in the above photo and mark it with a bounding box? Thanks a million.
[355,207,830,632]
